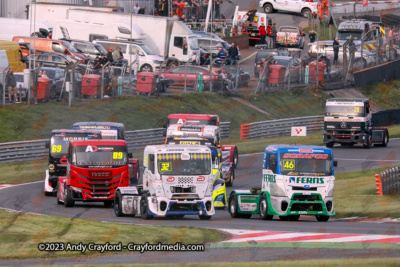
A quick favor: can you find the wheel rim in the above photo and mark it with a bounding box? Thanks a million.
[142,65,152,72]
[260,200,267,216]
[303,10,309,17]
[265,5,272,12]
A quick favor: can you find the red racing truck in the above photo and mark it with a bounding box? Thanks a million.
[57,139,138,207]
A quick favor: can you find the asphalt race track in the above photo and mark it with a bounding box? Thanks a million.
[1,139,399,265]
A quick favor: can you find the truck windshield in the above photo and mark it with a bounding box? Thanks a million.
[337,31,362,40]
[72,145,127,167]
[189,36,199,50]
[325,104,364,116]
[279,153,333,176]
[50,133,100,158]
[158,153,211,175]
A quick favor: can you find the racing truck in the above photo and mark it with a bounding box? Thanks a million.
[276,26,305,49]
[113,145,215,219]
[165,124,236,186]
[323,98,389,148]
[57,139,139,207]
[165,114,239,168]
[229,145,336,222]
[44,129,102,196]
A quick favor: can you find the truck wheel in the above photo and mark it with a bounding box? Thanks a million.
[199,215,212,220]
[325,142,334,148]
[279,216,289,221]
[381,130,389,147]
[229,193,240,218]
[233,147,239,168]
[167,61,179,69]
[56,184,62,205]
[140,64,153,72]
[288,215,300,221]
[363,134,372,149]
[316,215,330,222]
[114,191,124,217]
[63,184,75,207]
[301,8,311,18]
[263,4,274,13]
[140,194,153,219]
[259,195,273,220]
[226,168,234,187]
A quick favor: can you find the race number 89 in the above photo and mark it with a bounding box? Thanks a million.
[283,160,295,170]
[113,152,123,159]
[52,145,62,153]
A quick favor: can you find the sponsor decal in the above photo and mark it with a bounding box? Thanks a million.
[90,171,111,177]
[263,174,276,183]
[180,126,202,132]
[85,145,98,152]
[179,141,200,145]
[283,153,329,159]
[166,176,175,182]
[289,177,325,184]
[197,176,205,182]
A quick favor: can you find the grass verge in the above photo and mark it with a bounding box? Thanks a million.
[359,80,400,110]
[0,209,224,260]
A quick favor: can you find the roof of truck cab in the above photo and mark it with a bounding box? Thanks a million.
[70,140,127,146]
[265,145,333,154]
[146,144,211,152]
[168,114,219,119]
[72,122,125,128]
[50,129,102,135]
[327,98,369,102]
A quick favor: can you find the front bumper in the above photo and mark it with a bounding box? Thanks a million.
[269,195,335,217]
[324,131,369,144]
[148,196,215,217]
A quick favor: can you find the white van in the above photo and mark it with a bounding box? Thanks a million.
[93,40,164,73]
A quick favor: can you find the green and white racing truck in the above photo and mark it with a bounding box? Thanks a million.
[323,98,389,148]
[229,145,336,222]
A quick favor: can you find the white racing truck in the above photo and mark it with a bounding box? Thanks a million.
[114,145,215,220]
[229,145,336,222]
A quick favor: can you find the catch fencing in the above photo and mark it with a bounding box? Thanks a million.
[240,115,324,139]
[375,167,400,195]
[0,122,230,163]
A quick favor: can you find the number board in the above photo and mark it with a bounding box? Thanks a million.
[158,162,172,172]
[283,159,295,170]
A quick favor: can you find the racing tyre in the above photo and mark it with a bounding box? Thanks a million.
[229,193,240,218]
[263,4,274,13]
[316,215,330,222]
[233,147,239,168]
[301,8,311,18]
[279,216,289,221]
[63,184,75,207]
[363,133,372,149]
[199,215,212,220]
[114,191,124,217]
[226,168,234,187]
[140,64,153,72]
[288,215,300,221]
[325,142,334,148]
[140,194,153,220]
[379,130,389,147]
[259,195,273,220]
[167,61,179,69]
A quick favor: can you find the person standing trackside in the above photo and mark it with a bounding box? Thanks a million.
[266,22,272,48]
[228,43,239,65]
[107,47,114,64]
[133,3,141,14]
[6,68,18,104]
[113,46,123,65]
[259,23,266,45]
[132,49,140,75]
[270,23,277,49]
[333,37,339,65]
[191,52,200,65]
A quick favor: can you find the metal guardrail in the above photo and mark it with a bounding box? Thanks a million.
[240,116,324,139]
[0,122,231,163]
[375,167,400,195]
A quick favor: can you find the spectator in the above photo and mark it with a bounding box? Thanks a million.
[274,60,278,64]
[174,0,184,18]
[309,30,316,43]
[133,3,140,14]
[191,52,200,65]
[217,70,234,91]
[325,55,331,81]
[201,0,208,20]
[47,31,52,39]
[41,70,49,79]
[333,37,339,65]
[258,23,266,45]
[113,46,123,64]
[160,0,168,16]
[232,25,238,36]
[132,49,140,75]
[214,0,222,19]
[93,56,102,70]
[228,43,239,65]
[270,23,277,48]
[6,68,18,104]
[107,47,114,63]
[138,6,146,14]
[266,22,272,48]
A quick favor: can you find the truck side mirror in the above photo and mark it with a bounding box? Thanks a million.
[128,152,133,158]
[333,160,338,167]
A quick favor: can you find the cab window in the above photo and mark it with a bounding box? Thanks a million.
[268,154,277,174]
[148,154,155,174]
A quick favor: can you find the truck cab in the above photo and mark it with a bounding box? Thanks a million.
[114,145,215,219]
[71,122,126,140]
[229,145,336,221]
[166,114,220,128]
[323,98,389,148]
[57,140,132,207]
[44,129,102,196]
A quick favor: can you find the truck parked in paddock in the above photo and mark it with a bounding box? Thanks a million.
[229,145,336,222]
[44,129,102,196]
[114,145,215,219]
[323,98,389,148]
[57,140,138,207]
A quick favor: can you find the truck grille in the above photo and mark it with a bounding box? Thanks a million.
[292,195,321,201]
[178,177,193,184]
[291,203,323,212]
[169,203,200,212]
[292,187,317,191]
[171,186,195,193]
[78,174,120,196]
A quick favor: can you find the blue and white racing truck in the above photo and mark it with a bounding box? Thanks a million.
[229,145,336,222]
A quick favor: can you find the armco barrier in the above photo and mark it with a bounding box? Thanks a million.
[240,116,324,139]
[0,122,231,164]
[375,167,400,195]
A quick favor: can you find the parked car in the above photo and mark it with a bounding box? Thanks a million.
[271,56,302,83]
[276,26,305,49]
[211,64,251,87]
[197,37,231,57]
[254,49,289,78]
[62,39,107,61]
[160,65,219,91]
